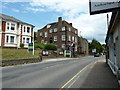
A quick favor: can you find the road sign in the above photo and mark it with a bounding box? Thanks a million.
[64,50,71,57]
[28,43,33,51]
[89,0,120,15]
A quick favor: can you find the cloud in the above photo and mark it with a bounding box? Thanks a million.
[26,7,45,12]
[12,9,20,12]
[28,0,109,43]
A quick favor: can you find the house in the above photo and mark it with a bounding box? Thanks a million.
[78,36,89,55]
[0,13,35,48]
[37,17,78,52]
[105,11,120,84]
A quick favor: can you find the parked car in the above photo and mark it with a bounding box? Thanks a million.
[94,53,100,57]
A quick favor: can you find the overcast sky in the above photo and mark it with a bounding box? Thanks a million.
[1,0,112,44]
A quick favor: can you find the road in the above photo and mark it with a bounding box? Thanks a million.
[2,56,105,88]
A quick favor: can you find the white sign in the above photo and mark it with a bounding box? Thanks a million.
[90,0,120,15]
[92,49,96,53]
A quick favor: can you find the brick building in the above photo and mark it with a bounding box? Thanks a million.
[78,36,89,55]
[37,17,78,52]
[0,13,34,48]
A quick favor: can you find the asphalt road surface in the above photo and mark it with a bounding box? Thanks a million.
[2,56,105,88]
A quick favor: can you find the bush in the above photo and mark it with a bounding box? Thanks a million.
[20,43,24,48]
[44,43,57,51]
[34,43,45,49]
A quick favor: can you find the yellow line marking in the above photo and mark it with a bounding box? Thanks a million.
[60,62,93,89]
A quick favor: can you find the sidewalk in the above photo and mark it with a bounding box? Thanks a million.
[81,59,119,88]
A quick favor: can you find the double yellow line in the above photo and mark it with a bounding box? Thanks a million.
[60,62,93,89]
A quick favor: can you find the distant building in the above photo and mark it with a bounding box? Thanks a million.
[78,36,89,55]
[105,11,120,84]
[37,17,78,52]
[0,13,35,48]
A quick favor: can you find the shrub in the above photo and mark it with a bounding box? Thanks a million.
[20,43,24,48]
[34,43,45,49]
[44,43,57,51]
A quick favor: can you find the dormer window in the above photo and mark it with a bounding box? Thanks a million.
[47,25,51,28]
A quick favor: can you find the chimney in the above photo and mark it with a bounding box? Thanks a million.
[58,17,62,26]
[70,23,72,26]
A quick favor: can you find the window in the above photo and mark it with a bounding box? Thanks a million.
[54,28,57,32]
[49,29,53,33]
[47,25,51,28]
[41,40,44,43]
[23,37,25,43]
[68,35,71,41]
[61,44,65,49]
[7,23,9,30]
[62,35,65,41]
[26,38,29,43]
[75,37,77,42]
[6,36,9,43]
[45,32,48,37]
[54,36,57,41]
[11,23,15,30]
[10,36,14,43]
[24,26,26,32]
[69,28,71,31]
[40,32,42,36]
[27,27,30,33]
[75,31,77,34]
[72,36,74,42]
[61,27,65,31]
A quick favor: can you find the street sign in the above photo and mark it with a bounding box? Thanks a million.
[92,49,96,53]
[64,50,71,57]
[28,43,33,51]
[89,0,120,15]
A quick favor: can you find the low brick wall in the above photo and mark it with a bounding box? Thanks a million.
[2,58,42,67]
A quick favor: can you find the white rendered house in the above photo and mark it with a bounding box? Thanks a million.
[0,13,35,48]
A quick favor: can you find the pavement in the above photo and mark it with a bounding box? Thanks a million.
[80,59,119,89]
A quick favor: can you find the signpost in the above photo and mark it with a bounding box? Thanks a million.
[64,50,71,57]
[28,43,34,55]
[89,0,120,15]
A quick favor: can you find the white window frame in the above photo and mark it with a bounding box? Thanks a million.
[68,35,71,41]
[69,28,71,31]
[49,29,53,33]
[10,36,15,44]
[72,36,74,42]
[45,32,48,37]
[40,32,43,36]
[6,35,9,43]
[11,23,15,30]
[54,36,57,41]
[23,37,25,43]
[62,35,65,41]
[75,31,77,34]
[26,38,30,43]
[61,27,65,31]
[54,28,57,32]
[27,27,30,33]
[75,37,77,42]
[7,23,10,30]
[47,25,51,28]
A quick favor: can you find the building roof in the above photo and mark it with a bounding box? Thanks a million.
[39,18,77,31]
[0,13,35,27]
[105,11,120,43]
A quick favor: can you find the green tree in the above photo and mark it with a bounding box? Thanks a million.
[34,43,45,49]
[44,43,57,51]
[89,39,104,53]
